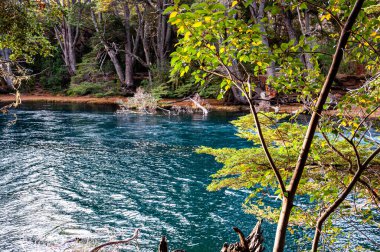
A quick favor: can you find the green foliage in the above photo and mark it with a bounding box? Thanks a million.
[168,2,269,94]
[37,50,70,92]
[171,81,195,98]
[197,112,380,226]
[141,62,219,99]
[198,80,220,98]
[67,82,104,96]
[68,50,120,97]
[0,1,53,63]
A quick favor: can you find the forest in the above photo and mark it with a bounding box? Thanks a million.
[1,0,380,251]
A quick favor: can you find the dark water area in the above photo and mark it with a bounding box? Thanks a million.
[0,103,378,251]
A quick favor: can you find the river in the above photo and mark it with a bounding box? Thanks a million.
[0,103,378,251]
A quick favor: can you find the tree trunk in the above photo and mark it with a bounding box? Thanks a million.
[55,18,78,76]
[249,1,276,96]
[108,50,126,85]
[283,10,298,44]
[272,0,365,250]
[156,0,171,68]
[303,11,314,70]
[124,3,134,88]
[90,10,126,86]
[0,48,15,90]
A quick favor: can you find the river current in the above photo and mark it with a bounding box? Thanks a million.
[0,103,378,251]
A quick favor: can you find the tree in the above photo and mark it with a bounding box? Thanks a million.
[0,0,52,91]
[48,0,89,76]
[169,0,379,250]
[90,0,175,89]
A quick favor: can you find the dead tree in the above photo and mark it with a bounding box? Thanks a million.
[221,220,264,252]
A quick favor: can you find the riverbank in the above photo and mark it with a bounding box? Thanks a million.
[0,93,301,113]
[1,93,379,117]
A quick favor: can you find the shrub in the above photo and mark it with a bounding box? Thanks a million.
[122,87,158,113]
[67,82,104,96]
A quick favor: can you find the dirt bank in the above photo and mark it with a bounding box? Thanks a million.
[1,94,378,118]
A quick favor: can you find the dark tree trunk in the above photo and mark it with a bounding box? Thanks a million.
[0,48,15,90]
[123,3,134,88]
[156,0,172,68]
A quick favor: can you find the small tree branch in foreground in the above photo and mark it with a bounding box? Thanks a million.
[90,228,139,252]
[273,0,366,250]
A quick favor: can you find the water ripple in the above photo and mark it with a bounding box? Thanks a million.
[1,104,378,251]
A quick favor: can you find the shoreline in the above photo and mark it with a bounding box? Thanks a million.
[0,93,256,112]
[0,94,122,105]
[1,94,379,117]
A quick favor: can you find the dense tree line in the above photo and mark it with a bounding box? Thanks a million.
[1,0,378,102]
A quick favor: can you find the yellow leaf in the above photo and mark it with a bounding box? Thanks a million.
[169,11,178,19]
[205,17,211,22]
[257,61,262,66]
[192,21,202,28]
[320,13,331,21]
[171,18,181,25]
[184,31,191,40]
[370,31,377,37]
[232,1,238,7]
[252,41,262,46]
[220,47,225,53]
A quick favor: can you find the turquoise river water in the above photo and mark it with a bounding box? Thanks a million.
[0,103,378,251]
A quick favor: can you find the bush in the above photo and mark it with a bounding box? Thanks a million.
[67,82,104,96]
[67,49,121,97]
[122,87,158,113]
[36,50,70,92]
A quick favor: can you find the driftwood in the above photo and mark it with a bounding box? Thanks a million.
[90,228,139,252]
[221,220,264,252]
[89,221,263,252]
[158,236,186,252]
[189,97,209,115]
[158,236,168,252]
[157,221,263,252]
